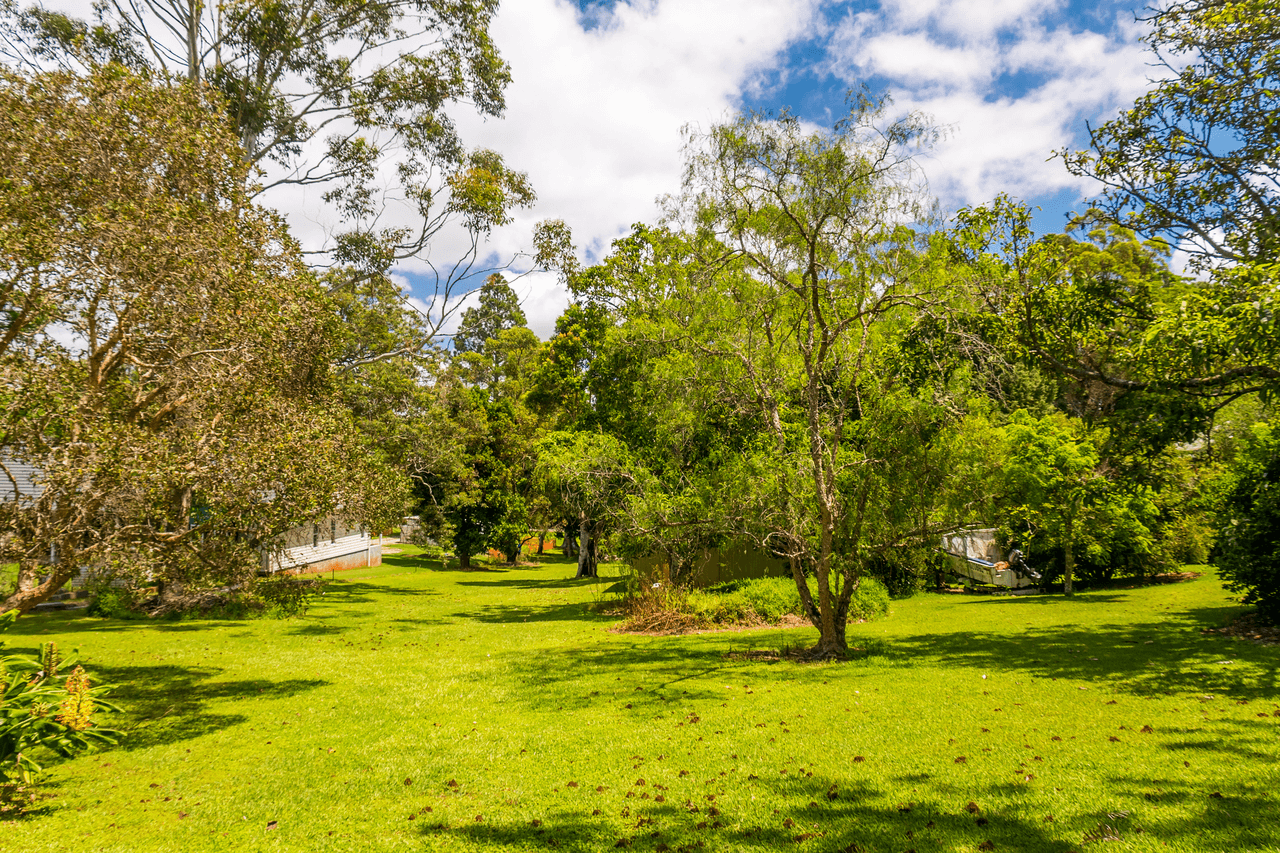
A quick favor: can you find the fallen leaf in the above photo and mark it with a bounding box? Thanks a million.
[266,821,278,831]
[978,841,995,851]
[404,777,412,786]
[965,802,980,814]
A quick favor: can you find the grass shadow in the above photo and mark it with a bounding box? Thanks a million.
[449,601,617,625]
[418,773,1079,852]
[873,620,1280,700]
[88,663,327,751]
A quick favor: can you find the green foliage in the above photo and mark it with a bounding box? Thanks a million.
[0,616,119,814]
[0,66,409,614]
[865,548,944,598]
[453,274,527,356]
[670,575,890,627]
[1063,0,1280,271]
[9,0,535,272]
[995,411,1165,590]
[704,577,803,623]
[1215,420,1280,623]
[435,309,546,569]
[254,576,325,619]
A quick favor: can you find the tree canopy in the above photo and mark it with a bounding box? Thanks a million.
[0,65,407,615]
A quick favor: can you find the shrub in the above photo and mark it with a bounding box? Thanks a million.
[0,612,120,814]
[86,585,141,619]
[847,576,891,621]
[618,575,891,634]
[1216,422,1280,624]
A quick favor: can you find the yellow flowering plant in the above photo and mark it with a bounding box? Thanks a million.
[0,611,120,811]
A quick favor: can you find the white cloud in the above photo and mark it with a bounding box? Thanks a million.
[827,1,1154,215]
[433,0,823,336]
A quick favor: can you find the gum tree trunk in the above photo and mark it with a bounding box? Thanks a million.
[575,516,597,578]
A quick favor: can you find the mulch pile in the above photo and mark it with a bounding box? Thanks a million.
[1203,611,1280,646]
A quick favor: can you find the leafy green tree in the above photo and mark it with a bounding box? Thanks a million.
[453,274,528,356]
[435,313,545,568]
[647,97,978,657]
[534,431,640,579]
[1063,0,1278,270]
[997,412,1111,595]
[1052,1,1280,400]
[7,0,535,338]
[1215,420,1280,623]
[0,66,407,615]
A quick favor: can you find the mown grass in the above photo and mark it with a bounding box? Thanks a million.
[1,549,1277,852]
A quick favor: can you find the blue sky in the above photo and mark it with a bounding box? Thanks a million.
[289,0,1163,335]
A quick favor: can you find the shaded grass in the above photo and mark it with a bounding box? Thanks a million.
[1,554,1277,852]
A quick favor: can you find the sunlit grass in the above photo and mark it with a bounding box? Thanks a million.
[2,551,1277,852]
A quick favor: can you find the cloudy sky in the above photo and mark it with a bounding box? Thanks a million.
[33,0,1163,337]
[379,0,1158,337]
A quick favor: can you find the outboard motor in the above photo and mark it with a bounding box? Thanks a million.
[1007,548,1041,582]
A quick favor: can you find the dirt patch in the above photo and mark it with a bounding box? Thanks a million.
[1202,611,1280,646]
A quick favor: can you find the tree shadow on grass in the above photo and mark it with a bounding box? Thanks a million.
[956,592,1128,606]
[487,639,770,711]
[419,762,1280,852]
[874,620,1279,700]
[87,663,327,752]
[418,774,1074,853]
[454,574,617,591]
[450,602,617,625]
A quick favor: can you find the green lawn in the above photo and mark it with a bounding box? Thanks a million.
[2,550,1277,852]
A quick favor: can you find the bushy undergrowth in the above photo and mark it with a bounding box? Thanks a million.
[617,575,889,633]
[86,575,322,620]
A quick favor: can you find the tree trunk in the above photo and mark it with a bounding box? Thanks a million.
[1,561,76,616]
[575,517,597,579]
[564,530,578,558]
[458,550,472,570]
[537,531,546,555]
[1063,517,1075,596]
[789,555,820,627]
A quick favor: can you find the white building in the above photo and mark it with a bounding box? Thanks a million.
[262,516,382,575]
